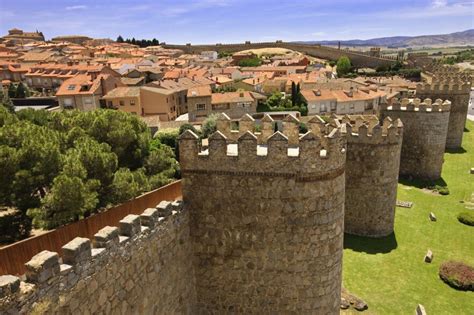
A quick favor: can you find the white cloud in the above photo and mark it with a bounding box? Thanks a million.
[311,31,326,37]
[432,0,448,8]
[65,5,87,11]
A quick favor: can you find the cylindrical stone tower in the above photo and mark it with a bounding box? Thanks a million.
[416,78,471,149]
[179,114,346,314]
[380,98,451,181]
[341,115,403,237]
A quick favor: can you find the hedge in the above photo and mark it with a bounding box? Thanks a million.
[439,261,474,291]
[457,211,474,226]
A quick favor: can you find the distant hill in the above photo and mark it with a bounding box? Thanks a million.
[298,29,474,48]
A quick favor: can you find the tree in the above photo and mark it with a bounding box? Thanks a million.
[291,82,297,107]
[7,84,16,98]
[238,57,262,67]
[27,174,99,229]
[152,38,159,45]
[179,123,198,136]
[336,56,352,77]
[116,35,124,43]
[201,114,218,138]
[15,82,29,98]
[1,93,15,113]
[108,168,149,204]
[131,37,136,45]
[0,121,62,212]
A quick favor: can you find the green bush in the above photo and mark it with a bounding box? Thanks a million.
[154,128,179,148]
[0,209,32,243]
[439,261,474,291]
[201,114,218,138]
[435,185,450,195]
[178,123,198,136]
[238,57,262,67]
[457,211,474,226]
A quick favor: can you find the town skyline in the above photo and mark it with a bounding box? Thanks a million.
[1,0,473,43]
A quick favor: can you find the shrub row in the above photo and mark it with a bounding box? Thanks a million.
[439,261,474,291]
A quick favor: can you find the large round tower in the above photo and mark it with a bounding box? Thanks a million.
[341,115,403,237]
[380,98,451,181]
[180,113,346,314]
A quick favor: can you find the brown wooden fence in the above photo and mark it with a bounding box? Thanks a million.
[0,180,182,276]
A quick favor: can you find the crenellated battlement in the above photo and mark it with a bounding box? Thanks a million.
[381,98,451,112]
[340,115,403,145]
[0,200,196,314]
[180,114,346,180]
[416,81,471,94]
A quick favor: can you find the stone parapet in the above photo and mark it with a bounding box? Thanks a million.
[0,200,197,315]
[181,114,347,181]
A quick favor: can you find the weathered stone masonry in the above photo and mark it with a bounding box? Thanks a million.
[180,114,346,314]
[416,80,470,149]
[0,201,197,314]
[340,115,403,237]
[380,98,451,181]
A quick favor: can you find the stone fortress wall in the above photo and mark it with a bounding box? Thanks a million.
[340,115,403,237]
[0,201,197,314]
[416,77,471,149]
[179,113,347,314]
[380,98,451,181]
[163,41,396,68]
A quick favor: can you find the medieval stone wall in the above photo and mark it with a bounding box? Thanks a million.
[380,98,451,181]
[163,42,396,68]
[0,201,197,315]
[416,81,471,149]
[341,115,403,237]
[179,114,346,314]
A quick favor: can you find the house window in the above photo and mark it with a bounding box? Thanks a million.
[196,104,206,111]
[130,99,136,106]
[330,102,337,111]
[350,104,355,110]
[320,104,327,112]
[63,98,73,108]
[83,97,93,105]
[107,101,113,107]
[311,104,316,109]
[67,84,76,90]
[119,100,125,106]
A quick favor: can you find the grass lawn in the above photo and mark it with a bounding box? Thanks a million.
[342,120,474,314]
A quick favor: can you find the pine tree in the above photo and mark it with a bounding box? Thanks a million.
[8,84,16,98]
[15,82,28,98]
[116,35,124,43]
[291,81,296,107]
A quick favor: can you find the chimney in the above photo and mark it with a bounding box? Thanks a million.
[100,76,106,96]
[348,87,354,97]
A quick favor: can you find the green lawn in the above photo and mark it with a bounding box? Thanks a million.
[342,120,474,314]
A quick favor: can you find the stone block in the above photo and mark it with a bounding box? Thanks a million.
[424,250,433,263]
[429,212,437,222]
[0,275,20,297]
[171,200,183,211]
[94,226,119,248]
[119,215,141,237]
[62,237,92,265]
[416,304,427,315]
[25,250,60,284]
[140,208,160,228]
[156,201,172,216]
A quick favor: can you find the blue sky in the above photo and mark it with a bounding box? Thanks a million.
[0,0,472,43]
